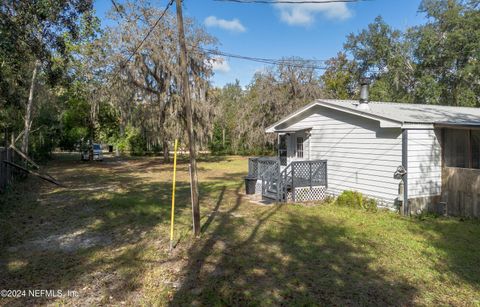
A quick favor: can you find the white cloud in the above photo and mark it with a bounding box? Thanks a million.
[204,16,246,33]
[209,57,231,74]
[274,0,352,26]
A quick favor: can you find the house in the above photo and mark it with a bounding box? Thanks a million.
[247,84,480,217]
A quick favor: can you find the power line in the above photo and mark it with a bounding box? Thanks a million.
[109,1,365,72]
[197,47,380,74]
[214,0,369,4]
[110,0,124,17]
[112,0,175,67]
[198,47,330,70]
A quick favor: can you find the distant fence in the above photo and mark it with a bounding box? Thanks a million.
[0,147,14,192]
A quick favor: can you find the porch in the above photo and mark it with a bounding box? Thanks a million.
[246,157,328,203]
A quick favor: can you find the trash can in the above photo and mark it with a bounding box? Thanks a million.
[108,145,113,153]
[245,176,257,195]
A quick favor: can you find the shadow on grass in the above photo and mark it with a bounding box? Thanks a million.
[407,217,480,288]
[170,193,418,305]
[201,186,226,234]
[0,156,235,306]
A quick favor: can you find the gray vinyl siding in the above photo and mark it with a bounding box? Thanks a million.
[407,129,442,198]
[277,105,403,206]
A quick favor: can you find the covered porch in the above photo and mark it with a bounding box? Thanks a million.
[277,127,312,167]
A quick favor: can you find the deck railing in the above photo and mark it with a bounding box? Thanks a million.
[248,157,328,202]
[290,160,328,188]
[247,157,279,178]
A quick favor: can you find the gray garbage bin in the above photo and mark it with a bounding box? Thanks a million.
[245,176,257,195]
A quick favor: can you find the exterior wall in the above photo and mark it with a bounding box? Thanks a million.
[277,105,403,207]
[407,129,442,201]
[442,167,480,218]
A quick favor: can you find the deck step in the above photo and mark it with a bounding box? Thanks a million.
[262,191,286,202]
[263,191,278,200]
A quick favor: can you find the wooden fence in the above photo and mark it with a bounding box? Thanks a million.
[0,147,14,192]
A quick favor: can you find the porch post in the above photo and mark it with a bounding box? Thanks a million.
[291,162,295,202]
[279,133,282,161]
[276,162,280,202]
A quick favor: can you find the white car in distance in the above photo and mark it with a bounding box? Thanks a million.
[81,143,103,161]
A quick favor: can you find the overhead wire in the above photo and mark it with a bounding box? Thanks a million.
[198,47,330,70]
[110,0,175,67]
[109,0,374,73]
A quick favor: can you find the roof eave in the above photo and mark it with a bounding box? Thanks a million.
[265,101,317,133]
[265,100,403,132]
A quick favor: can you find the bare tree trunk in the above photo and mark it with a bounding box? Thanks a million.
[176,0,200,237]
[89,93,99,161]
[22,59,40,155]
[222,128,226,148]
[163,140,169,162]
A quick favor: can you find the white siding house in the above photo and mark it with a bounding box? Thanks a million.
[259,98,480,215]
[272,105,402,206]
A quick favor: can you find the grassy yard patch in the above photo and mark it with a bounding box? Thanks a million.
[1,155,479,306]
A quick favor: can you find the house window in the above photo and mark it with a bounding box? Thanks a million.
[444,128,480,169]
[296,137,304,158]
[444,129,469,168]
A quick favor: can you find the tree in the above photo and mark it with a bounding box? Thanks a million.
[344,16,414,103]
[0,0,96,154]
[321,52,358,99]
[105,1,215,160]
[410,0,480,106]
[214,60,322,155]
[211,80,243,154]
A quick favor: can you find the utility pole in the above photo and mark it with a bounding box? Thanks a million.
[175,0,201,237]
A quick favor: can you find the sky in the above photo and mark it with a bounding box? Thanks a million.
[94,0,426,88]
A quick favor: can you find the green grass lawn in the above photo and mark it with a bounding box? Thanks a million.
[0,155,479,306]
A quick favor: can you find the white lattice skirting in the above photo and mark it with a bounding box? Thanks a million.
[286,186,327,202]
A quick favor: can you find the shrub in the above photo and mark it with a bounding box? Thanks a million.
[362,197,378,212]
[128,131,146,156]
[336,190,378,212]
[116,125,147,156]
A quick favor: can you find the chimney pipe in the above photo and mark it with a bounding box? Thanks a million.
[358,78,370,111]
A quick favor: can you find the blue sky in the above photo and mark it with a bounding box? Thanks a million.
[95,0,425,87]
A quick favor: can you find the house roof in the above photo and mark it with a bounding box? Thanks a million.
[266,99,480,132]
